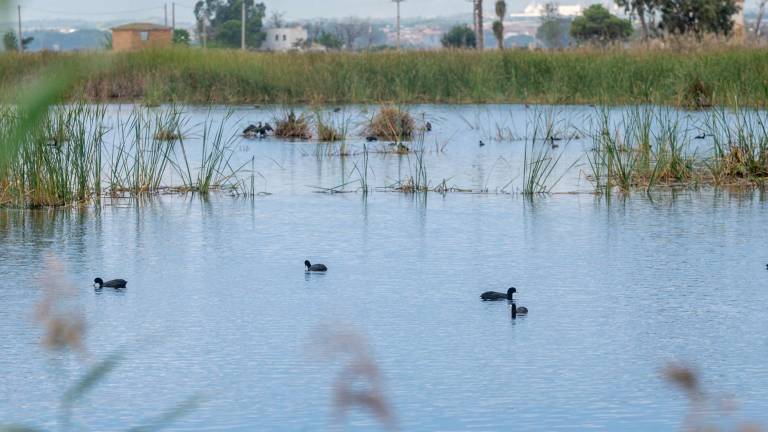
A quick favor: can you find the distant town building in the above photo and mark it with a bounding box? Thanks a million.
[111,23,172,51]
[263,27,307,51]
[509,3,585,17]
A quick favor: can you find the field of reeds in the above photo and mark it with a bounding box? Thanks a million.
[3,47,768,106]
[0,104,249,207]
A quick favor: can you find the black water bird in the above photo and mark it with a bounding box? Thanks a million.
[694,132,713,140]
[481,287,516,301]
[244,122,273,138]
[425,121,432,132]
[479,140,486,147]
[94,278,127,289]
[366,136,378,142]
[510,302,528,319]
[549,136,559,149]
[305,260,328,272]
[333,107,342,113]
[243,123,259,136]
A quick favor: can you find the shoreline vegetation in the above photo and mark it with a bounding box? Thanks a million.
[0,103,766,208]
[2,47,768,107]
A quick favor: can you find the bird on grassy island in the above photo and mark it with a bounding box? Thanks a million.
[305,260,328,272]
[243,122,274,138]
[94,278,127,289]
[481,287,516,301]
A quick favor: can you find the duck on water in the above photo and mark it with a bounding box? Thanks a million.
[305,260,328,272]
[94,278,127,289]
[481,287,517,301]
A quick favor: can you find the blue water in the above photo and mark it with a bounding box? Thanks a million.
[1,105,768,431]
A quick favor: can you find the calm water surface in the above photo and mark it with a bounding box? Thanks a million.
[1,105,767,431]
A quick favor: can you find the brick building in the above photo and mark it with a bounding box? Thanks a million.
[111,23,172,51]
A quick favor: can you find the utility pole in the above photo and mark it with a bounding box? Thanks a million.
[474,0,484,50]
[241,2,246,50]
[17,5,23,52]
[172,3,176,30]
[393,0,404,51]
[164,3,168,27]
[203,18,208,49]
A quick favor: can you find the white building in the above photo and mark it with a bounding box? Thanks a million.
[263,27,308,51]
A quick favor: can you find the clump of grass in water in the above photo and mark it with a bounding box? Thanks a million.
[366,105,415,142]
[704,105,768,185]
[521,111,577,195]
[107,105,183,195]
[173,110,246,193]
[274,109,312,140]
[0,104,107,207]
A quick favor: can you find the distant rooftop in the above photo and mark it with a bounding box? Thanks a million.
[111,23,170,31]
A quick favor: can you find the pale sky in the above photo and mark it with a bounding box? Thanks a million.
[18,0,490,22]
[15,0,763,23]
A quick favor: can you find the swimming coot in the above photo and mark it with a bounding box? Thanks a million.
[510,302,528,319]
[480,287,516,301]
[305,260,328,272]
[94,278,127,289]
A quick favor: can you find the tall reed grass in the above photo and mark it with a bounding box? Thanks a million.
[4,48,768,106]
[0,105,245,207]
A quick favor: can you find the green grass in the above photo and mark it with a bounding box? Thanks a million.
[4,47,768,106]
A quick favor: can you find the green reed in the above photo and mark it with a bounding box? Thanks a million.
[5,47,768,106]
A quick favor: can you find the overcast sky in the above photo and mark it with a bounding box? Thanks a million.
[18,0,492,22]
[14,0,762,22]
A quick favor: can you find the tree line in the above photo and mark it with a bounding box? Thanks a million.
[442,0,742,49]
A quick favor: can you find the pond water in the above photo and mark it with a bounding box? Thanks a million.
[1,105,768,431]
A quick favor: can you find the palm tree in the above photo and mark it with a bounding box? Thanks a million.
[493,1,507,49]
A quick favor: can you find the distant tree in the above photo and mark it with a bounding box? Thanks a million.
[536,3,572,48]
[173,29,191,45]
[493,0,507,49]
[333,18,369,50]
[441,25,477,48]
[316,31,343,49]
[571,4,633,44]
[216,19,243,46]
[3,31,18,51]
[194,0,266,48]
[657,0,739,38]
[267,11,285,28]
[614,0,657,39]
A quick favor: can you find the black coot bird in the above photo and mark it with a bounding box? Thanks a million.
[425,121,432,132]
[94,278,127,289]
[305,260,328,272]
[510,302,528,319]
[481,287,516,301]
